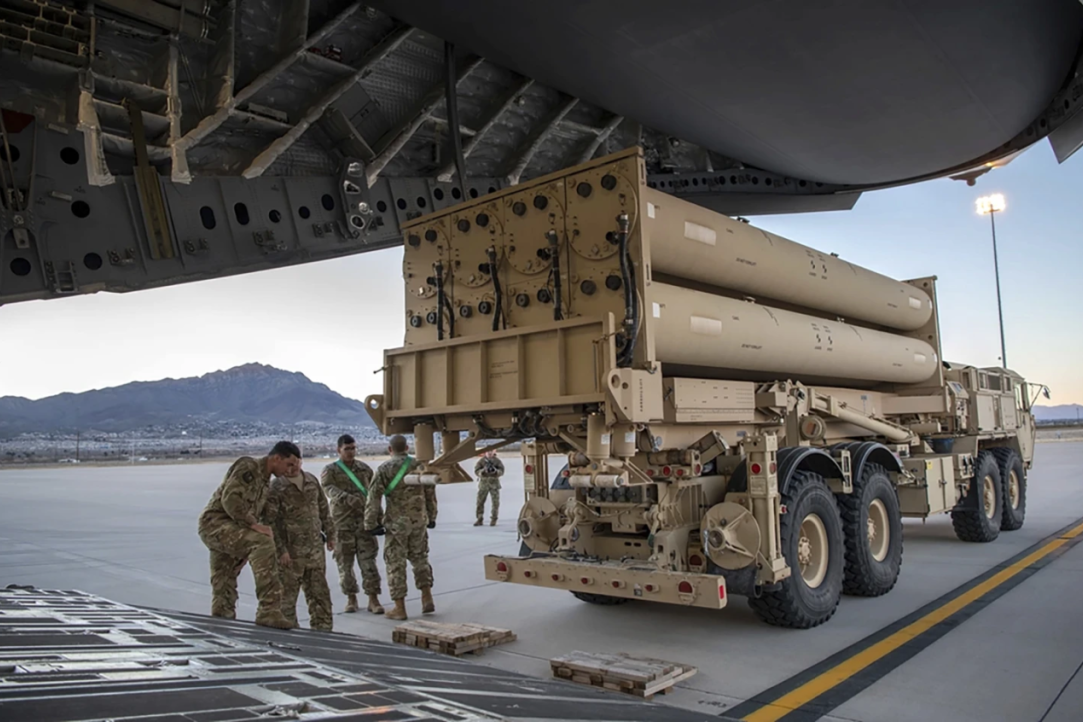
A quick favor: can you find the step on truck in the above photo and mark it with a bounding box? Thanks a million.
[363,147,1044,628]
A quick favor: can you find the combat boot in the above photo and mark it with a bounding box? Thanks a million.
[255,609,293,629]
[345,593,359,613]
[367,594,385,614]
[386,598,407,620]
[490,518,497,526]
[421,588,435,614]
[474,518,483,526]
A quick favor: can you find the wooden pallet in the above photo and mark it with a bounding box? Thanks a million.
[549,650,697,700]
[391,620,516,657]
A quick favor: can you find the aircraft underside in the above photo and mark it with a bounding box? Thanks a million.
[0,0,1081,306]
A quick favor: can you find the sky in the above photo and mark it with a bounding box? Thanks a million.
[1,140,1080,406]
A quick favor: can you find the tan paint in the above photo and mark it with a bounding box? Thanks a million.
[367,147,1042,626]
[643,187,933,332]
[400,149,647,349]
[649,283,937,385]
[484,554,728,609]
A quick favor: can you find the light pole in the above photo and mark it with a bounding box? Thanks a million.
[975,193,1007,368]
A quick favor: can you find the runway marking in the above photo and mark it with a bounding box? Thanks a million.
[728,517,1083,722]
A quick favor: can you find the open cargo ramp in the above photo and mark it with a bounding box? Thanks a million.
[0,585,728,722]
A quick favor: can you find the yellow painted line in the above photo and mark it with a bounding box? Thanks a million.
[744,521,1083,722]
[1062,524,1083,539]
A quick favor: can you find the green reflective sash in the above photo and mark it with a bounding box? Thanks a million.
[385,456,414,496]
[336,460,367,496]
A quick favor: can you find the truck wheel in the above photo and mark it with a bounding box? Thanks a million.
[571,592,629,606]
[951,450,1002,542]
[991,448,1026,531]
[838,463,903,597]
[748,470,844,629]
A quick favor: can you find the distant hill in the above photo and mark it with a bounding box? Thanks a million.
[0,364,375,437]
[1033,404,1083,423]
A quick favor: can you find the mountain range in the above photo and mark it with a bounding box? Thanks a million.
[0,364,374,437]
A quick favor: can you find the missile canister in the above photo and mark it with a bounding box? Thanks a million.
[642,188,933,332]
[649,283,937,385]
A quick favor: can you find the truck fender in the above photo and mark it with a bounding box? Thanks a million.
[777,446,846,493]
[829,441,904,485]
[726,446,845,497]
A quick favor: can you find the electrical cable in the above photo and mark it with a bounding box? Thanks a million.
[434,261,446,341]
[444,41,469,202]
[547,230,563,321]
[564,223,573,315]
[442,288,456,338]
[487,246,506,331]
[610,181,643,366]
[616,212,638,366]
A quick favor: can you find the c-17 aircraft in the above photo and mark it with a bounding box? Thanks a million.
[0,0,1081,307]
[1,4,1083,721]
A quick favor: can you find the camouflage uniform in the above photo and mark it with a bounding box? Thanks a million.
[263,471,335,631]
[365,453,437,601]
[474,456,505,525]
[320,459,382,597]
[197,456,283,621]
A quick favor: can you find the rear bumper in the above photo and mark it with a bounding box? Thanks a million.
[483,554,727,609]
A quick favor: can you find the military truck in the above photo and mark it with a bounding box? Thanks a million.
[363,147,1043,628]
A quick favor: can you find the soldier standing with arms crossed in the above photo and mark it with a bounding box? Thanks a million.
[474,449,505,526]
[263,458,336,631]
[365,434,437,620]
[321,434,386,614]
[197,441,299,629]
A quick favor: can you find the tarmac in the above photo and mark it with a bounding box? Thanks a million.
[1,441,1082,721]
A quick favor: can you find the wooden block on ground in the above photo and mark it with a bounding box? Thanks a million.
[549,650,697,699]
[391,620,517,657]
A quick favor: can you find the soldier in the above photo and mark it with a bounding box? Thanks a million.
[263,457,336,631]
[197,441,299,629]
[320,434,386,615]
[474,449,505,526]
[365,434,437,621]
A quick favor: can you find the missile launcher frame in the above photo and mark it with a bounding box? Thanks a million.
[364,147,1041,628]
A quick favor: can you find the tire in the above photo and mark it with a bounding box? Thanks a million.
[571,592,629,606]
[748,470,845,629]
[992,448,1026,531]
[951,450,1002,542]
[837,463,904,597]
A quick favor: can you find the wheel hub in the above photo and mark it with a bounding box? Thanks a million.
[798,537,812,567]
[797,513,829,589]
[982,474,996,519]
[1009,470,1020,510]
[867,498,890,562]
